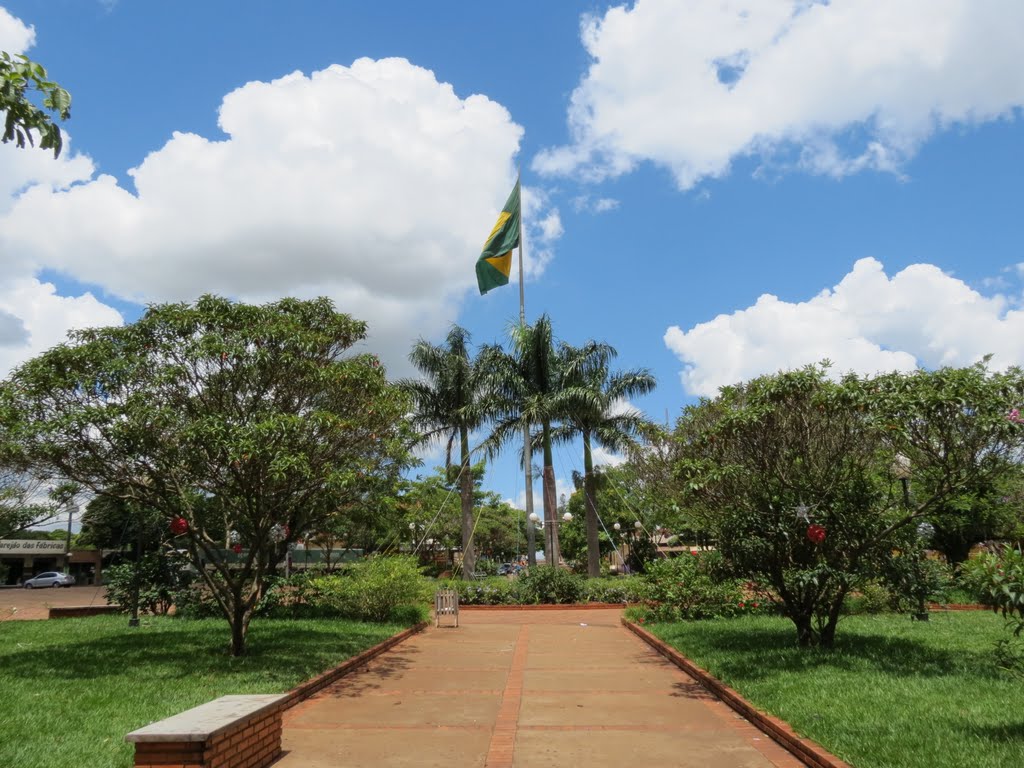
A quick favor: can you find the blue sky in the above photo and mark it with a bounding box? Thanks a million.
[1,0,1023,513]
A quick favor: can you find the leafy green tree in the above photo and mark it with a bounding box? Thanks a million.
[0,468,58,538]
[77,493,164,551]
[400,326,491,579]
[676,364,1024,648]
[303,466,409,563]
[1,51,70,157]
[0,407,61,537]
[621,423,717,551]
[398,464,527,569]
[2,296,410,655]
[924,475,1024,566]
[103,550,195,616]
[553,342,655,576]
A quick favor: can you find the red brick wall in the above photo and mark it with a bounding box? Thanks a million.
[133,706,282,768]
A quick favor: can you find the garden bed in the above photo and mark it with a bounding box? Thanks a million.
[0,614,413,768]
[643,612,1024,768]
[460,602,626,610]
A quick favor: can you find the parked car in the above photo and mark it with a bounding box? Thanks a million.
[23,572,75,589]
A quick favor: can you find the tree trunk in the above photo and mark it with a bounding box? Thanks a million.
[792,611,816,648]
[542,422,559,567]
[818,587,849,649]
[583,432,601,578]
[459,426,476,580]
[523,424,536,567]
[228,591,250,657]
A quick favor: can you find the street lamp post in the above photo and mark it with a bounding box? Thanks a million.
[894,454,930,622]
[63,502,75,576]
[893,453,912,507]
[528,512,541,566]
[914,521,935,622]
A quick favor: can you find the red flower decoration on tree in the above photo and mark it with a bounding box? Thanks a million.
[807,524,826,544]
[169,517,189,535]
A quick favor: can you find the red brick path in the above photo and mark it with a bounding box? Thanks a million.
[276,608,806,768]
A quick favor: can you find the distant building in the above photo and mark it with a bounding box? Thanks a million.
[0,539,103,585]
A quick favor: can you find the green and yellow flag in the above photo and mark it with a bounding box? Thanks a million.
[476,180,520,295]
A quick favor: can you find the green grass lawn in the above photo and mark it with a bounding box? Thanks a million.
[0,615,406,768]
[649,612,1024,768]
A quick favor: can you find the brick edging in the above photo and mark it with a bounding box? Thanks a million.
[623,618,853,768]
[928,603,987,611]
[279,621,428,709]
[459,603,627,611]
[48,605,121,619]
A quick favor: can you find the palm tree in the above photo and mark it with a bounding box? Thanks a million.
[400,325,489,580]
[554,343,656,577]
[482,315,597,567]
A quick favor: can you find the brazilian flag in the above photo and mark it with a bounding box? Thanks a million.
[476,180,520,295]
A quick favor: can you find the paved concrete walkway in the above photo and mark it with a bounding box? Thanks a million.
[277,609,803,768]
[0,585,107,620]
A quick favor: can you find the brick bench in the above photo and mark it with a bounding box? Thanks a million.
[125,694,286,768]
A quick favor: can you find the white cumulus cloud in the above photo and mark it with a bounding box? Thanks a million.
[0,57,548,373]
[0,6,33,51]
[664,257,1024,396]
[535,0,1024,188]
[0,6,123,376]
[592,445,627,468]
[505,475,575,517]
[0,277,123,375]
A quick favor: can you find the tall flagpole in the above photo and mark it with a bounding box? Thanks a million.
[517,170,537,567]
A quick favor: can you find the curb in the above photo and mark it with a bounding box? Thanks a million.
[928,603,987,611]
[279,621,428,709]
[623,618,853,768]
[459,603,626,611]
[48,605,121,619]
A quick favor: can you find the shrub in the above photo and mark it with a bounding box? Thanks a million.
[844,581,893,615]
[581,576,649,604]
[942,586,977,606]
[884,554,954,612]
[958,555,1004,606]
[254,556,430,623]
[474,558,499,577]
[388,602,430,625]
[961,547,1024,618]
[310,555,431,622]
[642,553,744,621]
[453,578,517,605]
[958,547,1024,677]
[169,581,223,619]
[623,605,648,625]
[255,568,330,618]
[104,551,196,616]
[514,567,585,604]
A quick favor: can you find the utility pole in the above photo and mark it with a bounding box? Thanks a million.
[517,172,537,568]
[63,502,75,575]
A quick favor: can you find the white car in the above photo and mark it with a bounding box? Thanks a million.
[23,571,75,588]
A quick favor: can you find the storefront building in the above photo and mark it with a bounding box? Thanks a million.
[0,539,103,585]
